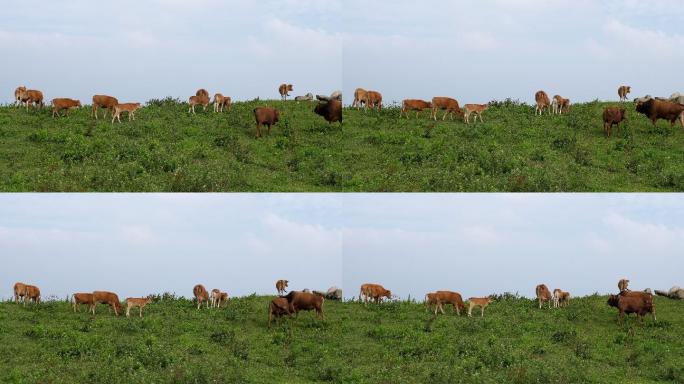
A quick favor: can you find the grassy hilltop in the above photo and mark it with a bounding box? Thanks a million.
[1,294,683,383]
[1,99,684,191]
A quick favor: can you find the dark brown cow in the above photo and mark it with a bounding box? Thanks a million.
[24,285,41,306]
[92,95,119,119]
[193,284,209,309]
[635,98,684,128]
[72,293,96,314]
[360,283,392,305]
[618,86,631,102]
[268,297,294,327]
[607,291,656,325]
[279,84,293,100]
[365,91,383,111]
[603,107,626,138]
[314,99,342,124]
[535,91,550,115]
[535,284,552,309]
[253,107,280,138]
[93,291,122,316]
[431,97,463,120]
[284,291,324,319]
[400,99,432,118]
[51,98,81,118]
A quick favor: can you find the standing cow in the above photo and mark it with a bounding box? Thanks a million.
[276,280,289,296]
[603,107,626,138]
[253,107,280,138]
[535,91,551,116]
[279,84,293,100]
[618,86,631,102]
[353,88,368,110]
[535,284,552,309]
[193,284,209,309]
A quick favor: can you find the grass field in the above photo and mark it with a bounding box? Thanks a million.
[1,294,682,383]
[1,99,684,191]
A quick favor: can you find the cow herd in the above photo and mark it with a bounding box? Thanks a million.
[9,277,663,327]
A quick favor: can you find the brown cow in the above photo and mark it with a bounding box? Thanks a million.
[425,291,465,315]
[18,88,44,111]
[365,91,383,111]
[635,98,684,128]
[553,289,570,308]
[607,291,656,325]
[93,291,122,316]
[467,297,493,317]
[210,289,229,308]
[13,282,27,304]
[431,97,464,120]
[23,285,41,306]
[618,278,630,293]
[314,99,342,124]
[188,93,210,114]
[279,84,293,100]
[618,86,631,102]
[603,107,626,138]
[400,99,432,119]
[125,297,152,318]
[535,91,550,116]
[464,104,488,124]
[213,93,231,113]
[276,280,289,295]
[353,88,368,110]
[196,89,209,98]
[552,95,571,115]
[14,86,26,107]
[51,98,81,118]
[193,284,209,309]
[92,95,119,119]
[536,284,552,309]
[72,293,96,314]
[284,291,324,319]
[359,283,392,305]
[253,107,280,138]
[268,297,294,327]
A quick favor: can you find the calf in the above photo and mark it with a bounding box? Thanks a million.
[72,293,96,314]
[365,91,383,111]
[463,104,488,124]
[431,97,463,120]
[210,289,229,308]
[13,282,27,304]
[276,279,289,295]
[353,88,368,110]
[193,284,209,309]
[279,84,293,100]
[360,283,392,305]
[535,90,550,115]
[635,98,684,128]
[553,289,570,308]
[213,93,231,113]
[536,284,552,309]
[314,99,342,124]
[603,107,626,138]
[92,95,119,119]
[93,291,122,316]
[24,285,41,306]
[126,297,152,318]
[253,107,280,138]
[607,291,656,325]
[400,99,432,119]
[618,86,631,102]
[268,297,294,327]
[51,98,81,118]
[111,103,142,123]
[284,291,324,319]
[467,297,492,317]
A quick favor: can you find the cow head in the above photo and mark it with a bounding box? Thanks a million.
[607,295,619,308]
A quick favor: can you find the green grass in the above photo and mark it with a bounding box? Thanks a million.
[1,294,682,383]
[2,99,684,191]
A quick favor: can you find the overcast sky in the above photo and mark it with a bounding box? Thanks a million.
[3,1,683,106]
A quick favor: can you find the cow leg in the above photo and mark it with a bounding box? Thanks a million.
[256,124,262,138]
[140,307,143,318]
[481,307,485,317]
[268,124,272,136]
[468,304,473,317]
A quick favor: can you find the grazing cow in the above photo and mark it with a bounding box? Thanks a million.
[268,297,294,327]
[126,297,152,318]
[425,291,465,315]
[603,107,626,138]
[314,99,342,124]
[276,280,289,295]
[359,283,392,305]
[431,97,464,121]
[92,95,119,119]
[553,289,570,308]
[536,284,552,309]
[253,107,280,138]
[17,88,45,111]
[213,93,231,113]
[14,86,26,107]
[188,93,210,115]
[72,293,96,314]
[635,98,684,128]
[23,285,41,306]
[13,282,27,304]
[552,95,571,114]
[353,88,368,110]
[193,284,209,309]
[618,86,631,102]
[295,93,314,102]
[210,289,228,308]
[618,278,630,293]
[607,291,656,325]
[365,91,383,111]
[463,104,488,124]
[400,99,432,119]
[111,103,142,123]
[93,291,122,316]
[51,98,81,118]
[535,91,551,116]
[279,84,293,100]
[467,297,493,317]
[284,291,325,319]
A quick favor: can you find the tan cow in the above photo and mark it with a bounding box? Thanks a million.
[17,88,44,111]
[111,103,142,123]
[400,99,432,119]
[431,97,464,120]
[213,93,231,113]
[536,284,552,309]
[14,86,26,107]
[535,90,550,116]
[13,282,27,304]
[72,293,96,313]
[23,285,41,306]
[126,296,152,318]
[276,280,289,295]
[188,93,210,114]
[93,291,122,316]
[425,291,465,315]
[210,289,229,308]
[553,289,571,308]
[193,284,209,309]
[464,104,488,124]
[353,88,368,110]
[365,91,383,111]
[359,283,392,305]
[92,95,119,119]
[51,98,81,118]
[279,84,293,100]
[467,297,493,317]
[618,86,631,102]
[618,278,630,293]
[268,297,294,327]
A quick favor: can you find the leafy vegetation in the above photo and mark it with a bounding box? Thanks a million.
[1,99,684,191]
[1,294,682,383]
